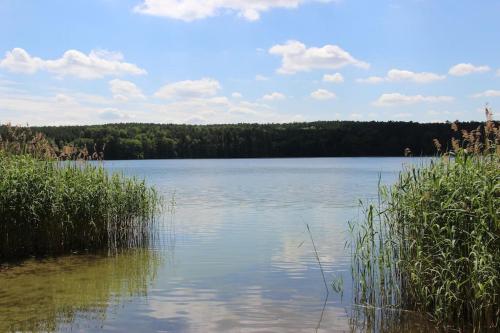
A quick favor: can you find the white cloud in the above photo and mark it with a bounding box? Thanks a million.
[471,90,500,98]
[255,74,269,81]
[262,92,286,101]
[228,100,272,116]
[0,48,146,79]
[386,69,445,83]
[229,106,258,115]
[373,93,454,107]
[357,69,445,84]
[99,108,134,120]
[269,40,369,75]
[322,73,344,83]
[207,96,230,105]
[310,89,336,100]
[185,116,206,124]
[0,48,42,74]
[497,69,500,77]
[448,63,490,76]
[134,0,337,22]
[0,92,128,125]
[0,75,19,87]
[356,76,385,84]
[231,92,243,98]
[109,79,145,101]
[54,93,76,104]
[155,78,221,99]
[0,86,301,125]
[350,113,362,120]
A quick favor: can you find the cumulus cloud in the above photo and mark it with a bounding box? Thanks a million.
[322,73,344,83]
[134,0,337,22]
[357,69,445,84]
[262,92,286,101]
[373,93,454,107]
[0,48,41,74]
[155,78,221,99]
[356,76,385,84]
[471,90,500,98]
[0,86,298,125]
[1,60,319,126]
[99,108,134,120]
[229,106,258,115]
[0,48,146,79]
[109,79,145,101]
[269,40,369,75]
[229,100,272,115]
[310,89,336,100]
[0,90,141,125]
[386,69,445,83]
[206,96,230,105]
[448,63,490,76]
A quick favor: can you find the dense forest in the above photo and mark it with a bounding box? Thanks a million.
[1,121,484,160]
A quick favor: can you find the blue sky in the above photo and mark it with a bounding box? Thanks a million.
[0,0,499,125]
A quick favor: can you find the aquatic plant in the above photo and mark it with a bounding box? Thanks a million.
[0,249,161,332]
[0,125,160,261]
[350,108,499,331]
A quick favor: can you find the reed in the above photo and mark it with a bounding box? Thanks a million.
[0,125,160,261]
[350,108,499,331]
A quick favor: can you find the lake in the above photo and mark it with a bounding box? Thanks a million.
[0,158,435,332]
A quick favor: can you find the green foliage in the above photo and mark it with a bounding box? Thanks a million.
[0,154,160,261]
[1,121,484,159]
[351,117,499,331]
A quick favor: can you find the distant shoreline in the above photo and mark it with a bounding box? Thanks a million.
[97,156,432,161]
[2,121,485,160]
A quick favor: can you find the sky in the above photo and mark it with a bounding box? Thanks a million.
[0,0,499,125]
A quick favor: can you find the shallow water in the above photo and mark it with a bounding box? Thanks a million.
[0,158,436,332]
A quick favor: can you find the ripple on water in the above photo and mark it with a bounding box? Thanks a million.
[0,157,435,332]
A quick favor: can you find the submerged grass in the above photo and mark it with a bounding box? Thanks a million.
[0,125,160,261]
[350,109,499,331]
[0,249,162,332]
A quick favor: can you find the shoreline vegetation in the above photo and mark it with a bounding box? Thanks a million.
[0,121,484,160]
[0,125,160,262]
[1,115,498,331]
[350,109,499,332]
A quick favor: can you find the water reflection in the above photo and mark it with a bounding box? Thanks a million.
[0,249,162,332]
[146,286,349,332]
[0,158,436,332]
[348,306,439,333]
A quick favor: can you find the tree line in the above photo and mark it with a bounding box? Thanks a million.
[0,121,483,160]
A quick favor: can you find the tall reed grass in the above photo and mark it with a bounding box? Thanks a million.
[350,109,499,331]
[0,125,160,261]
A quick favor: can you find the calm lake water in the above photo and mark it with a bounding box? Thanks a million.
[0,158,435,332]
